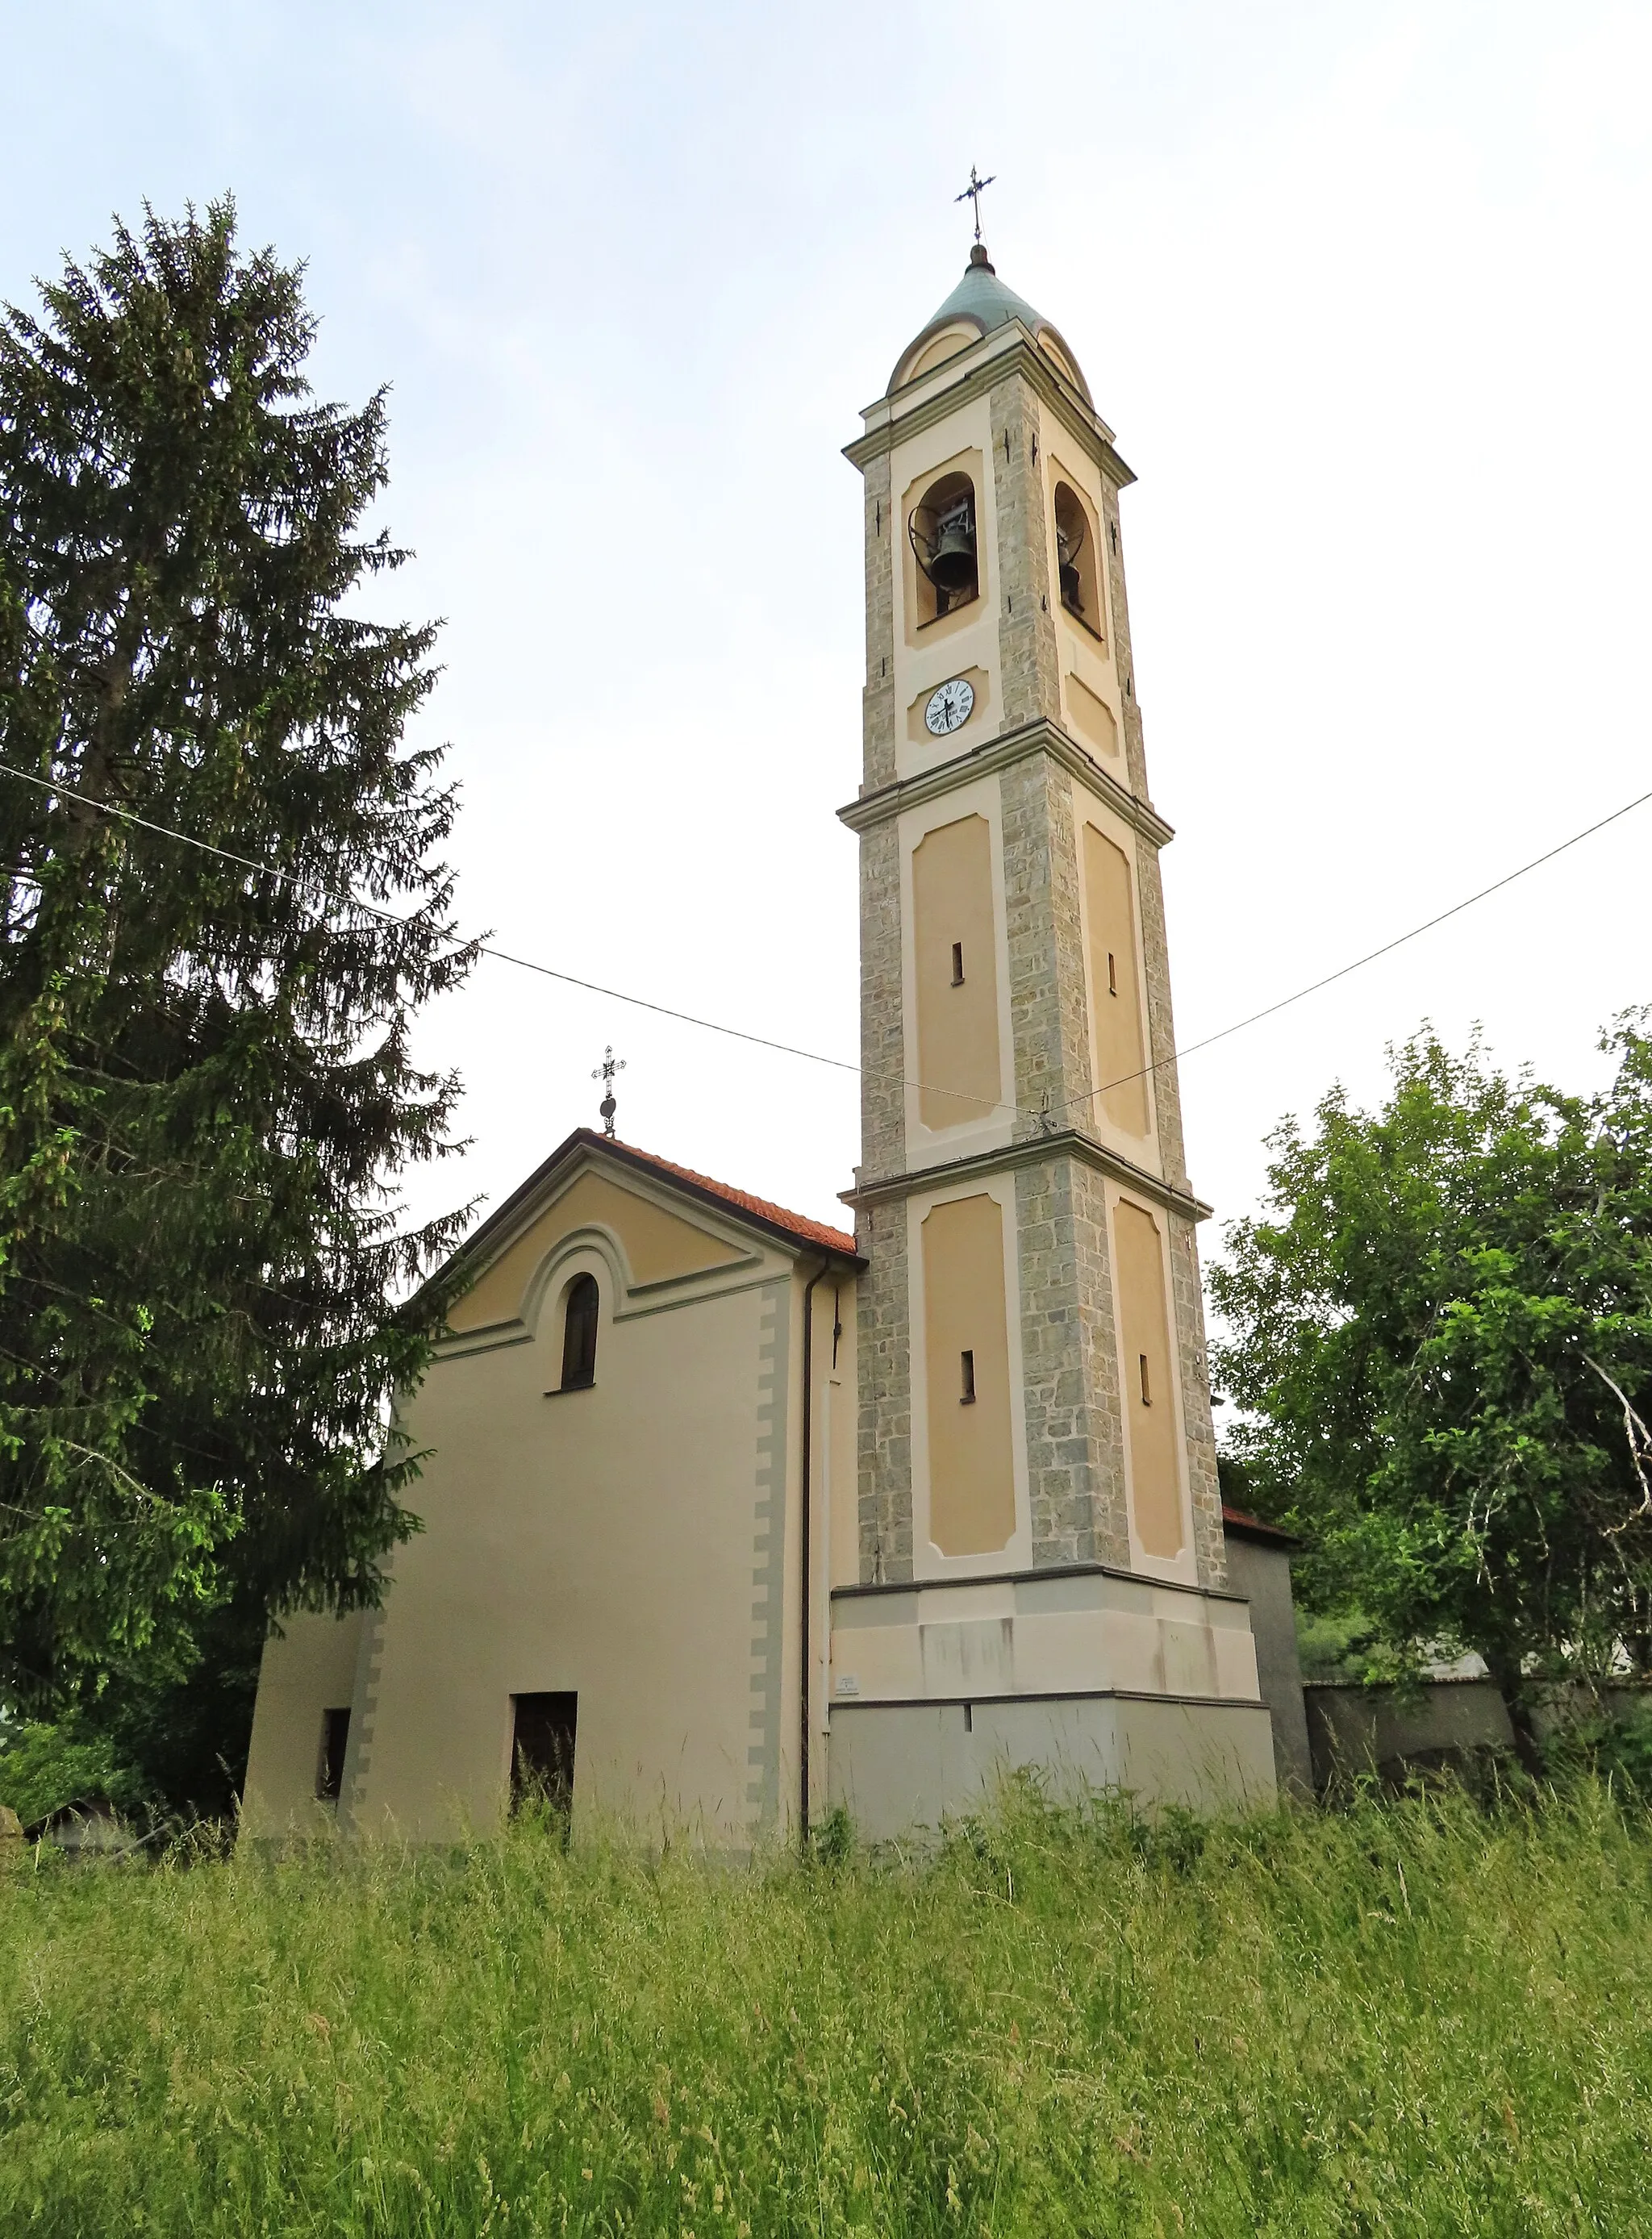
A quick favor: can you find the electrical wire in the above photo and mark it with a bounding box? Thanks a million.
[3,755,1650,1127]
[0,759,860,1077]
[1070,778,1652,1117]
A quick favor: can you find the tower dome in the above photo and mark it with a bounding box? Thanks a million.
[888,244,1091,401]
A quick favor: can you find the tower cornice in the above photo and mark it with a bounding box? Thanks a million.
[841,1128,1213,1228]
[836,716,1174,849]
[844,327,1137,491]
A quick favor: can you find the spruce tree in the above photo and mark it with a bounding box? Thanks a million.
[0,199,474,1715]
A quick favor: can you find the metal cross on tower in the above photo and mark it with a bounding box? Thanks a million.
[954,164,996,244]
[592,1045,625,1138]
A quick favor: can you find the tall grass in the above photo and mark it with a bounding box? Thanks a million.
[2,1781,1650,2236]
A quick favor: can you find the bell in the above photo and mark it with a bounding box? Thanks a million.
[1056,516,1086,615]
[928,499,977,593]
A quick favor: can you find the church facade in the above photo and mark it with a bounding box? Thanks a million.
[242,246,1281,1845]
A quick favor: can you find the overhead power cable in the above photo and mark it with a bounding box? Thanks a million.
[2,757,1650,1126]
[0,759,859,1078]
[1065,778,1652,1119]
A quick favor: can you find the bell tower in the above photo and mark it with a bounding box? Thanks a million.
[828,238,1274,1820]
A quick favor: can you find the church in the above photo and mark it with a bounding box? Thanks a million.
[242,232,1304,1845]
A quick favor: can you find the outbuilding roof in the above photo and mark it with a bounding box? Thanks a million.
[1220,1504,1299,1550]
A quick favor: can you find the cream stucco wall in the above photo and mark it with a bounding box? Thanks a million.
[242,1606,365,1837]
[807,1272,858,1824]
[895,320,983,391]
[244,1149,859,1847]
[448,1170,744,1334]
[353,1271,786,1841]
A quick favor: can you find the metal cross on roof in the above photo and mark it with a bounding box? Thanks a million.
[592,1045,625,1138]
[954,164,996,244]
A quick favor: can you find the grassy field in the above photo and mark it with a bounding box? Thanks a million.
[2,1782,1650,2237]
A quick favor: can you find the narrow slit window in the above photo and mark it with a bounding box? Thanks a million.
[960,1348,977,1404]
[561,1273,599,1391]
[950,940,965,986]
[316,1706,351,1803]
[1107,950,1118,996]
[1138,1353,1152,1407]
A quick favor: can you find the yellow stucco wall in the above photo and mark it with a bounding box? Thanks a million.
[241,1140,861,1846]
[1112,1197,1183,1560]
[1066,674,1119,761]
[810,1273,859,1815]
[242,1607,365,1837]
[912,813,1003,1134]
[904,323,977,383]
[350,1271,790,1841]
[1082,821,1150,1139]
[920,1192,1016,1558]
[448,1170,744,1333]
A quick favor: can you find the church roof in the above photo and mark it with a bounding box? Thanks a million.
[603,1136,861,1260]
[448,1126,861,1285]
[890,245,1091,400]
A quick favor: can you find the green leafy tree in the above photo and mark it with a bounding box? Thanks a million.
[0,199,474,1719]
[0,1709,147,1831]
[1210,1020,1652,1760]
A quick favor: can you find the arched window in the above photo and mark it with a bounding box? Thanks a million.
[560,1273,599,1391]
[1053,481,1103,638]
[908,469,979,625]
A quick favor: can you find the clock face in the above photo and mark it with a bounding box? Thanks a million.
[924,677,976,736]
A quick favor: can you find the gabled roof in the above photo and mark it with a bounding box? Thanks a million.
[607,1137,861,1258]
[447,1127,861,1289]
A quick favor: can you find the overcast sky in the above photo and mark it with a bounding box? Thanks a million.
[6,1,1651,1269]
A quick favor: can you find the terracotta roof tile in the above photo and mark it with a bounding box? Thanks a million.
[608,1137,859,1258]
